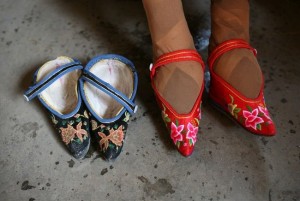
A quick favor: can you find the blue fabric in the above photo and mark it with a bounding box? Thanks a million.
[79,54,138,123]
[24,60,83,119]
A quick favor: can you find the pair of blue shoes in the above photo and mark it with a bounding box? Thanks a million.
[24,54,138,160]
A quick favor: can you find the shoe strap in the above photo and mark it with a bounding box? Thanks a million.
[24,61,83,101]
[150,49,205,79]
[81,70,138,115]
[208,39,257,69]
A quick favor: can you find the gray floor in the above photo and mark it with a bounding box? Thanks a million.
[0,0,299,201]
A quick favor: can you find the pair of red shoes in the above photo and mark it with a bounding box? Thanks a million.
[150,39,276,157]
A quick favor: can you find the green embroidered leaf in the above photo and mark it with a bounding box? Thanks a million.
[175,119,179,126]
[189,139,193,146]
[165,117,171,123]
[69,120,74,125]
[75,138,82,144]
[257,124,262,130]
[62,120,67,126]
[234,108,241,113]
[113,124,118,129]
[246,105,253,112]
[76,118,81,122]
[176,141,181,148]
[258,112,264,117]
[239,116,244,123]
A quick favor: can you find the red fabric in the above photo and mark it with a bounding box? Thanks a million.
[208,39,276,136]
[151,49,205,156]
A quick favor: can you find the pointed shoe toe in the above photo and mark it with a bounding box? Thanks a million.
[208,39,277,136]
[150,50,205,156]
[79,54,138,161]
[24,56,91,159]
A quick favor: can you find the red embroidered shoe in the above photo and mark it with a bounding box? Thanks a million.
[150,50,205,156]
[208,39,276,136]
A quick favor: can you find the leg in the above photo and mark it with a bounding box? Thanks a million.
[210,0,262,98]
[208,0,276,135]
[143,0,203,114]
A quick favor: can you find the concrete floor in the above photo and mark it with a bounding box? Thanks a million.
[0,0,299,200]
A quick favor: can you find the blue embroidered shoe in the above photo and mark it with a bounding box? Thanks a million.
[79,54,138,161]
[24,56,90,159]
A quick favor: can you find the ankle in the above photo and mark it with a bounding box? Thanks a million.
[210,0,250,51]
[152,20,196,59]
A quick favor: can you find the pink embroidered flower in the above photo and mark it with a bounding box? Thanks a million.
[170,122,184,144]
[186,123,198,145]
[258,106,270,120]
[243,109,264,130]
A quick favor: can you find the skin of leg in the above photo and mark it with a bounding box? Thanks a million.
[143,0,204,114]
[210,0,262,99]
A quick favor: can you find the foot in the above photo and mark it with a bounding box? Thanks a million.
[210,0,262,99]
[143,0,204,114]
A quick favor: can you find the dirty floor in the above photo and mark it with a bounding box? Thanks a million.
[0,0,299,201]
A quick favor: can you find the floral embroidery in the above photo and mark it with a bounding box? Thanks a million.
[161,105,171,124]
[74,110,89,119]
[51,115,58,125]
[73,122,88,142]
[186,123,198,145]
[170,122,184,145]
[228,95,241,119]
[258,106,270,120]
[243,109,264,130]
[109,126,124,146]
[123,112,130,122]
[60,122,88,144]
[48,105,90,159]
[91,120,105,131]
[60,124,76,145]
[227,94,271,131]
[98,125,124,151]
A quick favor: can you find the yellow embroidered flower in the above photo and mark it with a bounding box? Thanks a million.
[91,120,98,130]
[228,103,238,116]
[51,115,58,125]
[123,112,130,122]
[161,105,171,124]
[228,95,241,119]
